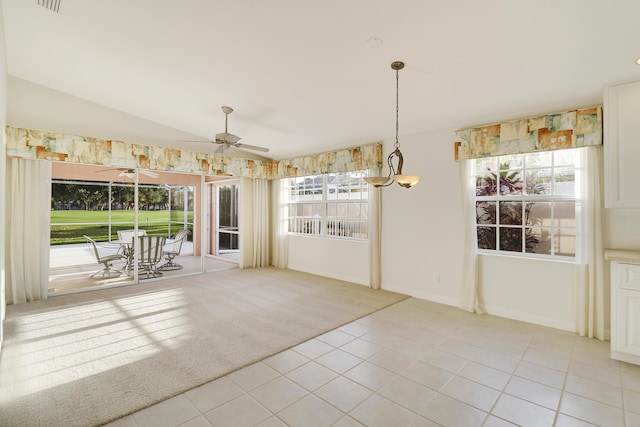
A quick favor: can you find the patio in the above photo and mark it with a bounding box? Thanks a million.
[49,241,239,294]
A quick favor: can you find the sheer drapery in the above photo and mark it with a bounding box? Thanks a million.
[239,178,270,269]
[271,179,288,269]
[576,146,606,340]
[5,158,51,304]
[368,169,381,290]
[459,159,482,313]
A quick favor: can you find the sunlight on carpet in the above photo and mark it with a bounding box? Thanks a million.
[4,288,192,399]
[0,268,408,426]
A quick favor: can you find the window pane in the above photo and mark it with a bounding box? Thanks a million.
[476,157,498,172]
[527,202,552,227]
[554,149,576,167]
[476,201,496,224]
[499,154,523,169]
[476,171,498,196]
[477,226,496,250]
[499,170,523,195]
[555,201,575,227]
[499,201,523,225]
[555,228,576,257]
[500,227,523,252]
[525,227,551,254]
[525,168,551,195]
[525,151,552,168]
[554,167,575,195]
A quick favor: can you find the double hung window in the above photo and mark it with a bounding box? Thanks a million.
[284,171,369,240]
[475,149,578,258]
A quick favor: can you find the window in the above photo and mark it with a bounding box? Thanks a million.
[284,171,369,239]
[475,149,578,258]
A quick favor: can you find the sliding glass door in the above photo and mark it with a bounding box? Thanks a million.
[206,180,240,264]
[49,164,202,294]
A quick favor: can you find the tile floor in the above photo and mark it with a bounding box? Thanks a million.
[105,297,640,427]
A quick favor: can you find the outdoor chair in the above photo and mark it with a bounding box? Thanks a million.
[135,235,166,279]
[158,229,190,271]
[84,235,127,278]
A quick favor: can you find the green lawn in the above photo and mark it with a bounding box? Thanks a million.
[50,210,193,245]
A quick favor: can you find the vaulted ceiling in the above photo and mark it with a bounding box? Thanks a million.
[3,0,640,160]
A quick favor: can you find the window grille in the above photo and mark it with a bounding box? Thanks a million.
[284,171,369,240]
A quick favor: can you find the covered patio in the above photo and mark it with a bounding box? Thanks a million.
[49,240,239,294]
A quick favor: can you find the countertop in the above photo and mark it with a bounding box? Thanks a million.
[605,248,640,264]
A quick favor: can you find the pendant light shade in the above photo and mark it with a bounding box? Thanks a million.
[364,61,422,189]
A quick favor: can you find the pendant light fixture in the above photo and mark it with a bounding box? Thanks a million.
[364,61,422,188]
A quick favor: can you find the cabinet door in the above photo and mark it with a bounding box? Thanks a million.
[605,80,640,208]
[616,288,640,356]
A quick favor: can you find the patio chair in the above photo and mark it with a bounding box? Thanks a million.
[158,229,190,271]
[84,235,127,278]
[136,235,166,279]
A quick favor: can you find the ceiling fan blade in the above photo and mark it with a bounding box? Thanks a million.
[215,132,241,144]
[235,143,270,153]
[140,170,159,178]
[118,170,135,178]
[177,139,214,143]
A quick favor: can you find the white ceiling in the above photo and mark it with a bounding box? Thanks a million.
[2,0,640,160]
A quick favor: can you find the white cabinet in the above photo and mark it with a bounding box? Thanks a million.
[604,80,640,208]
[611,261,640,364]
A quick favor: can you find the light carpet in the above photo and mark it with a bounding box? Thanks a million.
[0,268,408,426]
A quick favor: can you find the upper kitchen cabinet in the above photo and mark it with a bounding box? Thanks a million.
[605,80,640,208]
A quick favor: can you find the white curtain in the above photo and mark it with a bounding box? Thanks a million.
[576,146,606,340]
[5,158,52,304]
[239,178,270,269]
[368,169,381,290]
[459,159,482,313]
[271,178,288,269]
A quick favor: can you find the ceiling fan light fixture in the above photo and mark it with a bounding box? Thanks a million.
[364,60,422,189]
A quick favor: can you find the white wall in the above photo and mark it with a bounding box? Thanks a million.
[287,235,369,285]
[478,255,576,330]
[380,128,465,307]
[285,127,588,332]
[0,1,8,352]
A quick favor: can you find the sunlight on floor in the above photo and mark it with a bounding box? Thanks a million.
[1,288,192,399]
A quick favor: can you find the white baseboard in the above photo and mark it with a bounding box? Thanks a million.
[286,264,368,286]
[482,304,575,332]
[381,284,459,308]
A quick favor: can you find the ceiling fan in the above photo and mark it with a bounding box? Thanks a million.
[96,168,159,179]
[182,106,270,154]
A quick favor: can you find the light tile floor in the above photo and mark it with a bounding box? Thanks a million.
[105,297,640,427]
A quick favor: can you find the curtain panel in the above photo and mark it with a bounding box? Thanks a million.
[576,146,606,340]
[270,179,289,269]
[455,107,602,160]
[5,158,51,304]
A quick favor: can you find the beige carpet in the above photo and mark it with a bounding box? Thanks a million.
[0,268,408,426]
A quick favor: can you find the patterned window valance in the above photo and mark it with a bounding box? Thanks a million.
[5,126,382,179]
[271,144,382,179]
[455,106,602,160]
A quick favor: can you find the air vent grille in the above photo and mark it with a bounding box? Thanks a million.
[36,0,61,13]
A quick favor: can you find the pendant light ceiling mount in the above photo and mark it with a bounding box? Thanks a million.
[364,60,422,189]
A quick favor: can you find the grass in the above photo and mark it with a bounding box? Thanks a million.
[50,209,193,245]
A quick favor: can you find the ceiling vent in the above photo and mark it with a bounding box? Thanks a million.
[36,0,61,13]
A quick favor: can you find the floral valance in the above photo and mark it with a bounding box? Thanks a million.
[5,126,382,179]
[455,106,602,160]
[272,143,382,179]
